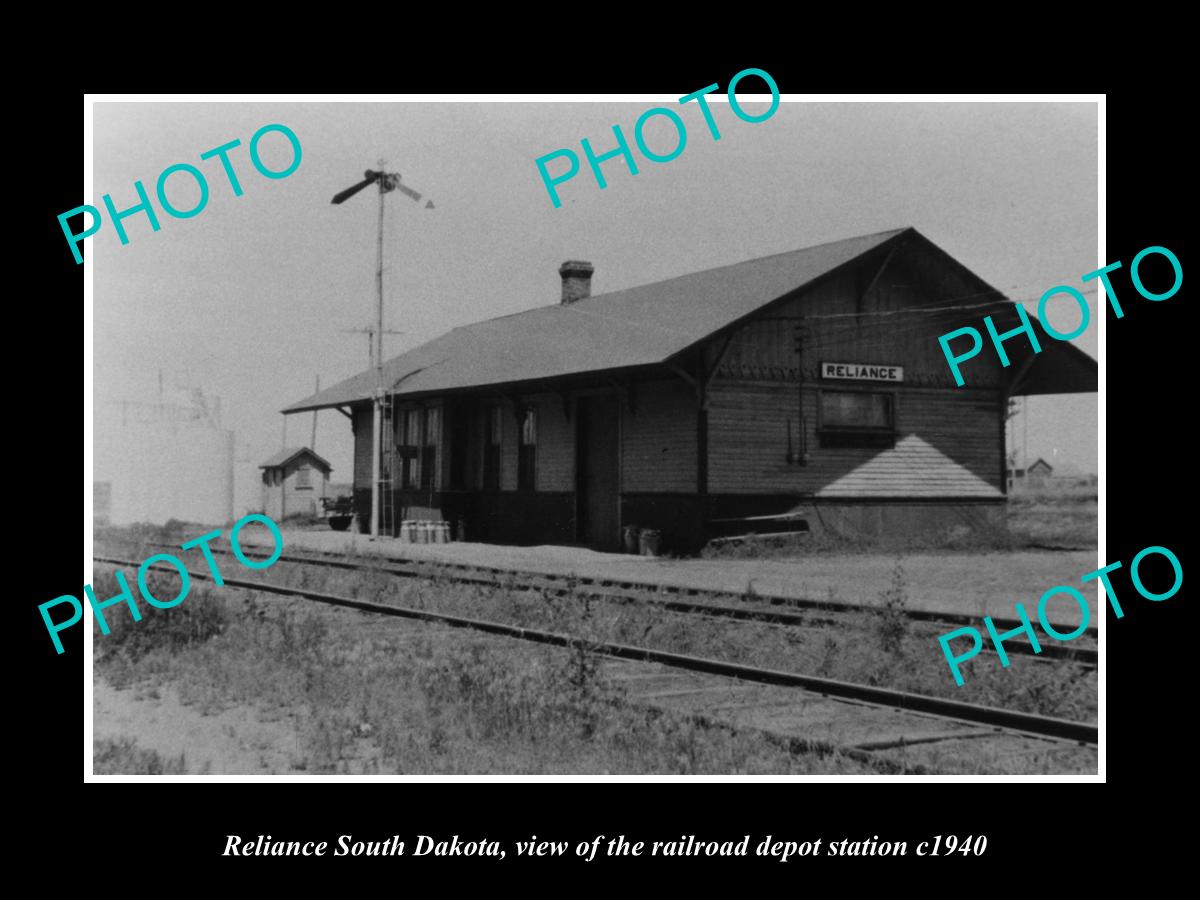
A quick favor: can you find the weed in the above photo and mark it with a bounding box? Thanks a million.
[875,558,910,657]
[93,571,229,662]
[93,523,1095,773]
[742,578,759,604]
[94,736,187,775]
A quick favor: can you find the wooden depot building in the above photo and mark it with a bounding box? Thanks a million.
[283,228,1096,552]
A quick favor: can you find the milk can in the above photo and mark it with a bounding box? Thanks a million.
[639,528,662,557]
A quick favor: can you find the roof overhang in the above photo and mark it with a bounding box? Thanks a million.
[258,448,334,471]
[1008,321,1098,397]
[281,362,673,414]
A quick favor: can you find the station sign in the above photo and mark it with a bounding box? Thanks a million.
[820,361,904,382]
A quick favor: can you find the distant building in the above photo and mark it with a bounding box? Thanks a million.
[1025,458,1054,485]
[1009,458,1054,491]
[94,387,235,526]
[260,447,332,520]
[94,482,113,526]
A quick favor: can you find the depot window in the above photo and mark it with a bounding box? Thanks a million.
[483,405,502,491]
[295,466,311,489]
[421,406,440,491]
[400,408,422,488]
[518,406,537,492]
[818,390,895,449]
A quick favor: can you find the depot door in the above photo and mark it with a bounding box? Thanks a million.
[576,395,619,549]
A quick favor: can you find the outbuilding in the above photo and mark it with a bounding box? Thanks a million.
[283,228,1096,552]
[259,446,332,521]
[1025,458,1054,482]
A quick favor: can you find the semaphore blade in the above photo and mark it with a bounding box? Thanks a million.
[395,180,424,203]
[331,174,378,205]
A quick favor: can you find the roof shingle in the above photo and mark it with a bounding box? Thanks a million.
[259,446,333,471]
[283,228,910,413]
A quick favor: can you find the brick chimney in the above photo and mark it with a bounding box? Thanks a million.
[558,260,594,304]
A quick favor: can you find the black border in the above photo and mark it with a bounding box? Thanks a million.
[23,71,1185,878]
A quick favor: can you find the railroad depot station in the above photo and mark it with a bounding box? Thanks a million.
[283,227,1096,554]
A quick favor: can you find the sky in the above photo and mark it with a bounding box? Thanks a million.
[91,98,1099,502]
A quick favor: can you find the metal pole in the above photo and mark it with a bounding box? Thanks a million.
[370,171,386,539]
[311,375,320,450]
[793,318,808,464]
[1023,397,1029,467]
[371,399,382,538]
[375,172,385,380]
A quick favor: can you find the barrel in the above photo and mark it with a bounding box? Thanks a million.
[622,524,640,554]
[638,528,662,557]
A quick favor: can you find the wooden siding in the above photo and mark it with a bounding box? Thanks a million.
[707,242,1019,390]
[702,240,1012,499]
[352,404,371,491]
[621,380,697,493]
[707,381,1002,497]
[532,395,573,492]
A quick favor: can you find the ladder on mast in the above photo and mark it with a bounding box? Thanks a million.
[379,391,396,536]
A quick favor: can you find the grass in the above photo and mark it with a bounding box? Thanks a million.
[701,485,1096,560]
[92,526,1096,774]
[94,736,187,775]
[875,557,909,657]
[91,571,878,775]
[403,567,1084,718]
[1006,490,1096,548]
[187,556,1095,723]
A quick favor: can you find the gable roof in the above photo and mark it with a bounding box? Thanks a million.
[259,446,332,471]
[284,225,1098,413]
[283,227,911,413]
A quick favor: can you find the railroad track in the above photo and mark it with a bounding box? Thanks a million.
[94,554,1098,747]
[131,541,1096,666]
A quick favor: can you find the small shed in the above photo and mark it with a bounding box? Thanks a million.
[1025,458,1054,485]
[259,447,332,521]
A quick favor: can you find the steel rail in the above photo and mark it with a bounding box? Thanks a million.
[133,542,1097,665]
[102,527,1099,638]
[94,555,1098,746]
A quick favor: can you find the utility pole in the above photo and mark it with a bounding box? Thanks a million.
[1005,396,1020,491]
[310,374,320,451]
[371,160,386,540]
[1023,397,1029,467]
[340,325,406,367]
[790,318,809,465]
